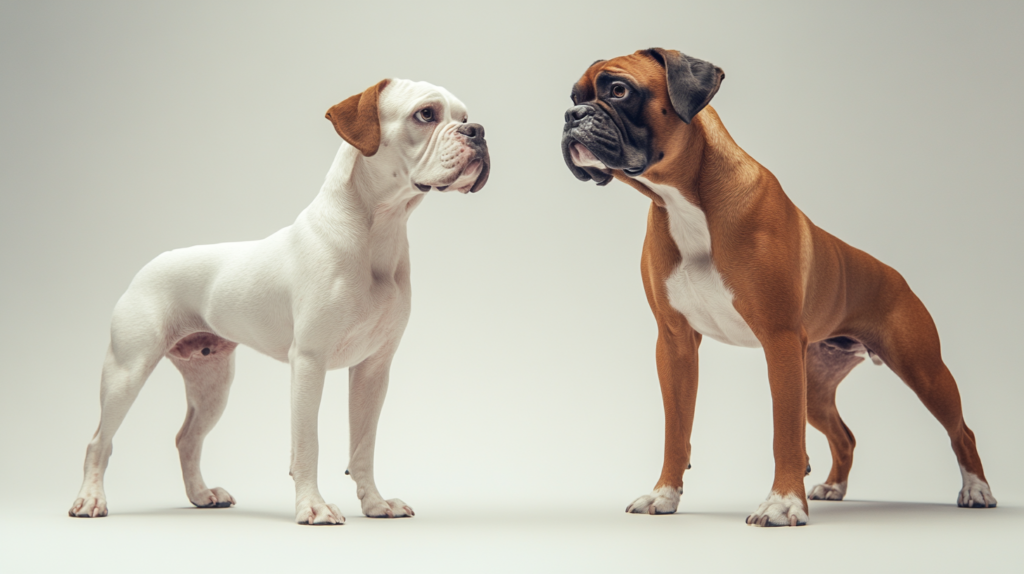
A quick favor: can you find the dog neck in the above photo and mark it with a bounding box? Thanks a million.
[621,106,762,217]
[305,143,425,238]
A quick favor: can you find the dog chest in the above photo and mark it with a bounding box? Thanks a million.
[639,178,762,348]
[322,275,410,370]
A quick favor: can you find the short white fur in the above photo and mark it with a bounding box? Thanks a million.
[637,177,761,348]
[747,491,809,526]
[68,79,483,525]
[958,465,998,508]
[626,485,682,515]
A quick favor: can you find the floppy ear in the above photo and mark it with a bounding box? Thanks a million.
[646,48,724,124]
[325,79,391,156]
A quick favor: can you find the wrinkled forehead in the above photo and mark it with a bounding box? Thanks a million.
[571,52,665,102]
[379,78,468,121]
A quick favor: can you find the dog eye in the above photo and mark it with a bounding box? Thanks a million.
[611,84,628,98]
[414,108,435,122]
[462,118,467,123]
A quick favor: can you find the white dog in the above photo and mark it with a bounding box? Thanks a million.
[68,79,489,525]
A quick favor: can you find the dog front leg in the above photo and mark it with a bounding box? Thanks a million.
[747,329,810,527]
[347,351,413,518]
[289,350,344,525]
[626,318,701,515]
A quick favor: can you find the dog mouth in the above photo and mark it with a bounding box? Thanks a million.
[569,142,608,171]
[562,105,648,181]
[570,140,645,176]
[413,157,489,194]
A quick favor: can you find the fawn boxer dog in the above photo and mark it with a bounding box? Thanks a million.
[69,79,489,525]
[561,48,996,526]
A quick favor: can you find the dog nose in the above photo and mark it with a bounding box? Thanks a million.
[566,105,591,123]
[457,123,485,142]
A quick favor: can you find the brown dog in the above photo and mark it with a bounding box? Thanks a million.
[561,48,996,526]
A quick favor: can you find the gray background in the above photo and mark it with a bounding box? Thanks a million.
[2,1,1022,572]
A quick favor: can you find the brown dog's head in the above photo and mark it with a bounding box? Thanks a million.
[561,49,724,185]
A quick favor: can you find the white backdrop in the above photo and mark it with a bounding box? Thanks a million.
[2,1,1022,572]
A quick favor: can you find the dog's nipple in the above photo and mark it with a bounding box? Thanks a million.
[202,347,211,356]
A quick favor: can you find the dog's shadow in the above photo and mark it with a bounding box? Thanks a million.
[627,499,1016,528]
[804,498,1014,526]
[109,499,1018,527]
[115,505,294,523]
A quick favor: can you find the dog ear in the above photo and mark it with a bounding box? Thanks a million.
[325,79,391,156]
[645,48,724,124]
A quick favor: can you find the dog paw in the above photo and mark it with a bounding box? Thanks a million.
[958,470,997,508]
[746,492,808,527]
[190,487,236,508]
[625,486,681,515]
[69,495,108,518]
[807,481,847,501]
[295,500,345,525]
[362,497,414,518]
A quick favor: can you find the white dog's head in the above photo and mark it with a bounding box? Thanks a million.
[326,79,489,194]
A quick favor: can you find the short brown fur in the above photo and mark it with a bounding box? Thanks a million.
[576,50,992,522]
[326,79,391,156]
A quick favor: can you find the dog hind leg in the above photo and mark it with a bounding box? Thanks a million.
[69,316,165,517]
[866,291,996,508]
[169,333,239,508]
[806,339,865,501]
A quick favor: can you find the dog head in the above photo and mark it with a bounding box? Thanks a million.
[561,49,724,185]
[326,79,489,194]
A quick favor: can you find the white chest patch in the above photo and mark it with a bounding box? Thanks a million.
[639,177,761,348]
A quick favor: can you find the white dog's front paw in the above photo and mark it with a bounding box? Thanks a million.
[190,487,236,509]
[807,481,847,501]
[958,468,997,508]
[362,497,414,518]
[296,500,345,525]
[746,492,808,527]
[68,495,108,518]
[626,486,681,515]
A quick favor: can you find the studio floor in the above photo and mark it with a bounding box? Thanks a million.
[3,496,1021,573]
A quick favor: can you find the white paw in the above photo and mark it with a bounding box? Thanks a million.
[958,467,997,508]
[68,495,108,518]
[295,500,345,525]
[746,491,808,527]
[807,481,847,501]
[362,497,414,518]
[190,487,236,508]
[626,485,681,515]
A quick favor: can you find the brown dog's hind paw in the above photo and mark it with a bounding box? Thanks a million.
[807,482,847,501]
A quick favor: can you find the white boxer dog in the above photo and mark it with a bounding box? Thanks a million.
[68,79,490,525]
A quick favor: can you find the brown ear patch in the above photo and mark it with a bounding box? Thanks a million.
[325,79,391,156]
